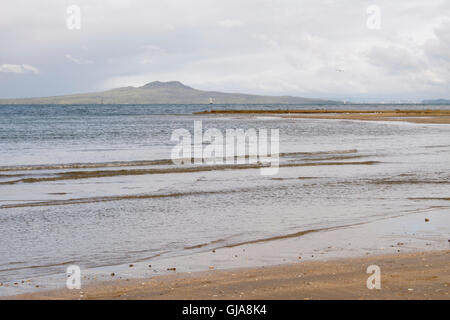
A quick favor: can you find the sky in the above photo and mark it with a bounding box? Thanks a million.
[0,0,449,102]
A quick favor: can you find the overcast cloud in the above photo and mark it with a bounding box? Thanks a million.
[0,0,449,101]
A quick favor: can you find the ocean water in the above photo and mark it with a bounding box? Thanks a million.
[0,104,449,291]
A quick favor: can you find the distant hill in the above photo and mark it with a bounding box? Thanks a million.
[422,99,450,104]
[0,81,341,105]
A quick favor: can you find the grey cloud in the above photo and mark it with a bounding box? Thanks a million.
[366,46,426,73]
[426,20,450,64]
[0,0,449,101]
[65,54,93,65]
[0,64,39,74]
[218,19,243,28]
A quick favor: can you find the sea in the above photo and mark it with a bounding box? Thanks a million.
[0,104,449,295]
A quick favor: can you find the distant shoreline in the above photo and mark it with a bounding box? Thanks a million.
[196,109,450,124]
[1,103,450,106]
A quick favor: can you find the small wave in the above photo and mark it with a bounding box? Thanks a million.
[0,260,77,273]
[409,197,450,201]
[271,176,319,181]
[0,190,233,209]
[133,251,168,263]
[0,149,359,172]
[423,145,450,149]
[184,238,227,250]
[0,160,378,185]
[301,155,365,161]
[219,228,328,248]
[371,178,450,185]
[0,159,174,172]
[279,149,358,157]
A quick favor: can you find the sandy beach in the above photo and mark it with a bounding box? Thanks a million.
[7,250,449,300]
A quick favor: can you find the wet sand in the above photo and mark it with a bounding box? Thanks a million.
[8,250,449,300]
[196,109,450,124]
